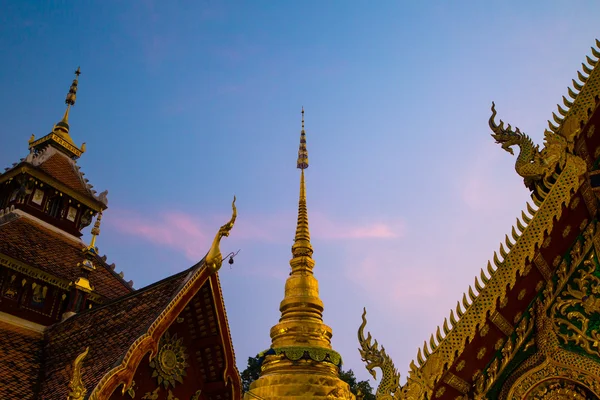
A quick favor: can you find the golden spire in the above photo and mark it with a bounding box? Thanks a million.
[244,109,353,399]
[89,211,102,249]
[61,67,81,125]
[270,108,331,348]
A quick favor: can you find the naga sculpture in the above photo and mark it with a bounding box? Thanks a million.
[205,196,237,274]
[358,309,401,400]
[68,347,90,400]
[489,102,568,191]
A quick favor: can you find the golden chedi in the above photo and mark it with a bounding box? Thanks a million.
[244,109,354,400]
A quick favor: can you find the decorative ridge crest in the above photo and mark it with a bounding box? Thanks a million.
[546,39,600,141]
[360,150,587,399]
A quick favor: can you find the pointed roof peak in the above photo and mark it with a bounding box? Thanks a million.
[28,67,86,159]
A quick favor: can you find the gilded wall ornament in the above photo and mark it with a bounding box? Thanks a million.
[149,332,189,389]
[141,387,160,400]
[191,390,202,400]
[529,380,588,400]
[587,124,595,139]
[552,255,600,357]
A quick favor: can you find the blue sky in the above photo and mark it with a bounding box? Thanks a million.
[1,0,599,385]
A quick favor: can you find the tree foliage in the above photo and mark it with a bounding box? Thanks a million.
[241,355,375,399]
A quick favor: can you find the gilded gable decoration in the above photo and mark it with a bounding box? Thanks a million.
[149,331,189,388]
[67,347,90,400]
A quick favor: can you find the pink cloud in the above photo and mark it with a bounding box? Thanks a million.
[109,211,209,261]
[107,208,405,261]
[311,211,405,240]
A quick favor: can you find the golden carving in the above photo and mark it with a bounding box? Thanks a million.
[587,124,596,139]
[126,380,136,398]
[434,386,445,398]
[518,289,526,301]
[570,196,580,210]
[479,324,489,337]
[149,331,189,388]
[494,338,505,350]
[142,387,160,400]
[542,235,552,248]
[67,347,90,400]
[456,360,465,372]
[358,309,401,399]
[443,372,469,394]
[167,390,179,400]
[476,347,486,360]
[489,102,568,192]
[471,312,534,398]
[491,311,514,336]
[534,253,552,281]
[552,256,561,267]
[551,254,600,357]
[205,196,237,274]
[191,390,202,400]
[562,225,571,238]
[528,380,588,400]
[513,311,523,324]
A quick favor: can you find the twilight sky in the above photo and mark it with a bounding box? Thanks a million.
[1,0,599,385]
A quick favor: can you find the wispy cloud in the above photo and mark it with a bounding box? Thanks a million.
[107,208,405,261]
[109,211,209,260]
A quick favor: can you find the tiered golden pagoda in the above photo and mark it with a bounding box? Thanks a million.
[245,109,354,400]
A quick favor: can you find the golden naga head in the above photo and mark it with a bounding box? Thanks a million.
[67,347,90,400]
[205,196,237,274]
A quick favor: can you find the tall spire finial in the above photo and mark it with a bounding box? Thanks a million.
[89,211,102,250]
[297,107,309,170]
[293,108,312,257]
[62,67,81,124]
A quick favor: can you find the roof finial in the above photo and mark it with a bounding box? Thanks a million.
[89,211,102,250]
[292,108,312,257]
[297,107,309,170]
[62,67,81,124]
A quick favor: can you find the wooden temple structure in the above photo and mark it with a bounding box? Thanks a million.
[358,39,600,399]
[0,70,241,399]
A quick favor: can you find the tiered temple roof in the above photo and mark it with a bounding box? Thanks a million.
[0,69,241,399]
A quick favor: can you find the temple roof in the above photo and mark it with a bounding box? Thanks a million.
[0,211,132,301]
[0,320,44,400]
[0,255,240,399]
[37,150,94,198]
[0,146,107,211]
[38,266,192,399]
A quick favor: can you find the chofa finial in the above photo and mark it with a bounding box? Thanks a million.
[205,196,237,274]
[67,347,89,400]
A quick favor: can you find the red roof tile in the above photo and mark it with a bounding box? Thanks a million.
[0,215,132,300]
[0,321,44,400]
[37,152,92,198]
